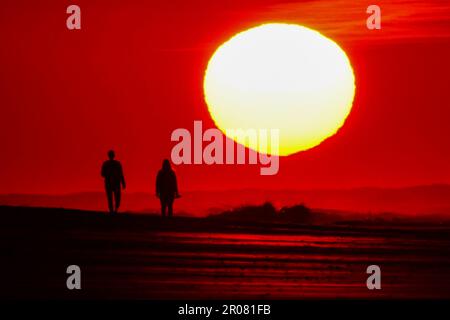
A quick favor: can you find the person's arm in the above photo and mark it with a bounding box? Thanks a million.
[119,163,126,189]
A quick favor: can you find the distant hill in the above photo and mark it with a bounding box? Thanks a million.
[1,184,450,217]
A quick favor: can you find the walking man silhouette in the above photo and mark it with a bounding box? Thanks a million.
[156,159,179,218]
[101,150,126,214]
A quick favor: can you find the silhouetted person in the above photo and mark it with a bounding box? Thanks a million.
[156,159,179,218]
[101,150,126,214]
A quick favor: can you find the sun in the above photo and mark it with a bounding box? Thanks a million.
[203,23,356,156]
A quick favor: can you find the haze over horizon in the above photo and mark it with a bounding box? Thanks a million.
[2,184,450,217]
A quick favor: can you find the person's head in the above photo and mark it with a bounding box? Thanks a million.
[108,150,115,160]
[162,159,171,171]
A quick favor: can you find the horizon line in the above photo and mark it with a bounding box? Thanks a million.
[1,183,449,197]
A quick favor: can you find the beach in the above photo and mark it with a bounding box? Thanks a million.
[3,206,450,299]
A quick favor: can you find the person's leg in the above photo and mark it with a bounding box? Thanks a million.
[160,198,166,217]
[105,186,113,213]
[114,186,121,213]
[167,198,174,218]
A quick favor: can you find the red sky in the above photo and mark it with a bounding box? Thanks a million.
[1,0,450,195]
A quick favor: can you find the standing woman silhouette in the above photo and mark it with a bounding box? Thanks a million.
[156,159,180,217]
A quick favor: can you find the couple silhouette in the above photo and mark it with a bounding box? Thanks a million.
[101,150,179,217]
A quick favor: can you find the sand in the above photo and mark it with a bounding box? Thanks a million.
[2,206,450,299]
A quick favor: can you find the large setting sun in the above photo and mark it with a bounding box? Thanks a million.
[204,23,356,156]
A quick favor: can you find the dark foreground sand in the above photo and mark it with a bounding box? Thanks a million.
[2,206,450,299]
